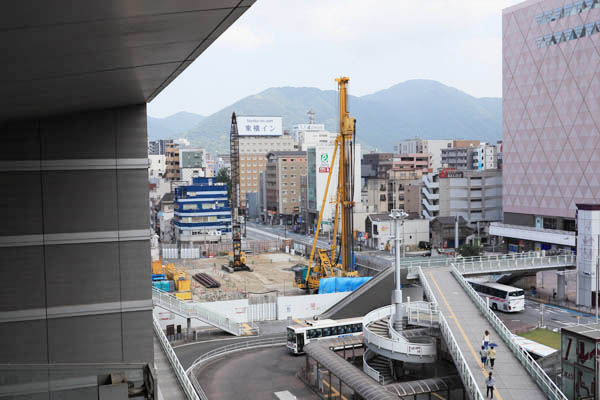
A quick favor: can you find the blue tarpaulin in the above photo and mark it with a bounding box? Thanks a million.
[318,277,372,294]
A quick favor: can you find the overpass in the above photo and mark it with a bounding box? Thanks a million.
[322,251,575,320]
[319,252,574,399]
[152,288,258,336]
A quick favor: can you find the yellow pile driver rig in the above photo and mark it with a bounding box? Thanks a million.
[294,77,359,291]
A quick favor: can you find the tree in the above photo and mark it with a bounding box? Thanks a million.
[457,244,481,257]
[216,167,232,202]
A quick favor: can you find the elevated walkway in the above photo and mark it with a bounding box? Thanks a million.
[324,251,575,320]
[422,267,562,399]
[152,287,258,337]
[154,334,188,400]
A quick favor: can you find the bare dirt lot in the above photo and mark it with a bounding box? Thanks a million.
[167,253,308,302]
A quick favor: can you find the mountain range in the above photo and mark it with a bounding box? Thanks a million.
[147,80,502,154]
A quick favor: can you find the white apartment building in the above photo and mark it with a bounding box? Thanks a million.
[422,169,502,237]
[394,139,453,171]
[306,144,362,231]
[293,123,337,151]
[473,143,498,170]
[148,154,166,177]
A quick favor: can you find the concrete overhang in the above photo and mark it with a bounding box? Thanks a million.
[1,0,255,121]
[489,222,576,247]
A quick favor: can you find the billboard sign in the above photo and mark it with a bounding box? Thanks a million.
[439,168,463,179]
[238,116,282,136]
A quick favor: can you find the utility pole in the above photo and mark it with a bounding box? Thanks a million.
[455,215,459,252]
[390,209,409,330]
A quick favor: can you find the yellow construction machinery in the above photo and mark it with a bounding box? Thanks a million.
[295,77,359,291]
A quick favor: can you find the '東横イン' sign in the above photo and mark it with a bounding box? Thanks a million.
[237,116,282,136]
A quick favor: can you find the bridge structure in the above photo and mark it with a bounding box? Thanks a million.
[152,287,258,337]
[323,251,575,399]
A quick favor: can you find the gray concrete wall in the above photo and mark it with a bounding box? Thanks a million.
[0,104,152,398]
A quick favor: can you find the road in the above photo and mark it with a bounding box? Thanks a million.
[496,299,598,333]
[245,221,330,249]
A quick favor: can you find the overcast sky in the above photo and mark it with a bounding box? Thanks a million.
[148,0,521,118]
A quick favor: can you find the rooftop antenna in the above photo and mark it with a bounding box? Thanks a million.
[307,110,316,124]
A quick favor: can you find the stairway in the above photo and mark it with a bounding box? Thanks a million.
[367,354,394,384]
[368,317,391,338]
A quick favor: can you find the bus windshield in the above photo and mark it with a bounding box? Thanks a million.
[509,290,524,297]
[287,328,296,343]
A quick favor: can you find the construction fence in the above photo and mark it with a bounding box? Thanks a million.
[161,239,285,259]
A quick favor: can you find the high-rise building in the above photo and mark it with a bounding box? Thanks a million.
[394,139,453,171]
[306,145,362,231]
[164,142,180,181]
[148,154,166,177]
[238,135,296,204]
[491,0,599,256]
[265,151,307,224]
[148,138,174,155]
[422,169,503,243]
[442,142,498,171]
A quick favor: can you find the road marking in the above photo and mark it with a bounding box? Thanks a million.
[428,272,504,400]
[172,336,251,349]
[322,378,347,400]
[293,319,303,324]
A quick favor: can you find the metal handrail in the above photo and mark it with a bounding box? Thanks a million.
[405,300,439,328]
[450,266,568,400]
[418,267,484,400]
[453,254,576,275]
[363,306,437,358]
[362,349,387,385]
[186,337,286,375]
[153,316,202,400]
[438,312,485,400]
[152,288,243,336]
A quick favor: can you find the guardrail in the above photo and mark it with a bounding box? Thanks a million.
[450,266,568,400]
[418,267,484,400]
[362,349,387,385]
[438,312,485,400]
[406,300,439,328]
[152,288,246,336]
[453,254,576,276]
[187,337,286,377]
[363,306,437,360]
[153,316,203,400]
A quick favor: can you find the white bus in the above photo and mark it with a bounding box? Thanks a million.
[286,317,363,354]
[467,280,525,312]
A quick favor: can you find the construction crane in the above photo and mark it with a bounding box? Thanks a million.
[222,112,252,273]
[295,77,358,291]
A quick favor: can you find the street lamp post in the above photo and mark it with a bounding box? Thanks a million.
[390,208,409,330]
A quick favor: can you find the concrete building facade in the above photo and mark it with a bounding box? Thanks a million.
[394,139,453,171]
[238,135,296,205]
[164,142,180,181]
[422,169,503,243]
[265,151,307,223]
[364,214,429,251]
[0,2,255,398]
[173,177,231,243]
[306,145,362,231]
[149,154,166,178]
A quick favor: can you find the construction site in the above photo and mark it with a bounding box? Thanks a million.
[157,252,307,302]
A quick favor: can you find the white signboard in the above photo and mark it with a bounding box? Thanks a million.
[237,116,282,136]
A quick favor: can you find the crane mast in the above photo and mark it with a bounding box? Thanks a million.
[295,77,357,291]
[222,112,251,273]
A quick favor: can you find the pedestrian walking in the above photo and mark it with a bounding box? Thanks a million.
[488,346,496,370]
[483,330,490,349]
[480,346,488,367]
[485,372,495,399]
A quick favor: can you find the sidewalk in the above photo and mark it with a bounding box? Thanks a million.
[526,295,596,317]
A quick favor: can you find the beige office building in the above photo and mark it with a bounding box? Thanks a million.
[265,151,307,223]
[239,135,296,204]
